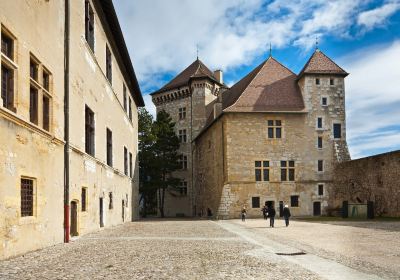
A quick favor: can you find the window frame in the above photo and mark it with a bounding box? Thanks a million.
[106,45,112,84]
[321,96,328,106]
[252,197,260,208]
[106,128,113,167]
[85,0,95,52]
[178,129,187,143]
[178,107,186,120]
[85,105,95,156]
[124,147,128,176]
[317,136,323,149]
[333,123,342,139]
[81,187,88,212]
[318,184,324,196]
[20,177,36,217]
[267,120,282,139]
[290,195,299,207]
[281,160,295,182]
[255,160,270,182]
[317,160,324,172]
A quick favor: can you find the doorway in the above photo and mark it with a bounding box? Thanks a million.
[265,201,275,209]
[70,201,78,236]
[313,201,321,216]
[99,197,104,227]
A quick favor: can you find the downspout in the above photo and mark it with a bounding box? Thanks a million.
[64,0,70,243]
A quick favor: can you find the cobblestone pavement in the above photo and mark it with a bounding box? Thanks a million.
[0,219,398,280]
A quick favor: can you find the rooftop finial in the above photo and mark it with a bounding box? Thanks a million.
[315,35,319,50]
[269,43,272,57]
[196,44,199,60]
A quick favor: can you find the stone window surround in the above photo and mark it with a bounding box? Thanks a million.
[317,136,323,149]
[316,116,324,130]
[252,197,260,208]
[317,160,324,172]
[332,121,342,140]
[317,183,324,196]
[290,194,299,207]
[321,96,328,107]
[267,119,283,139]
[20,176,37,218]
[281,160,295,182]
[255,160,270,182]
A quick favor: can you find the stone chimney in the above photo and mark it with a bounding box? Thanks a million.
[214,70,223,84]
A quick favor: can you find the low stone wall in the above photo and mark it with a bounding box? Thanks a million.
[332,150,400,217]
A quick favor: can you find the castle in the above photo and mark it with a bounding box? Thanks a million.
[151,49,351,218]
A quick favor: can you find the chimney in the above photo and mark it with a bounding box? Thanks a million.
[214,70,223,84]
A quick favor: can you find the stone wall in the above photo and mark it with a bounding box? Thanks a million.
[332,150,400,217]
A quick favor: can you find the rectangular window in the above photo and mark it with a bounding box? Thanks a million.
[330,78,334,86]
[106,45,112,84]
[316,78,320,85]
[123,84,127,112]
[1,64,14,110]
[179,107,186,120]
[81,188,87,212]
[318,184,324,196]
[42,95,50,131]
[29,87,38,125]
[267,120,282,139]
[109,192,113,210]
[1,30,14,60]
[129,152,133,178]
[128,98,132,121]
[85,105,95,156]
[290,195,299,207]
[281,160,295,181]
[252,197,260,208]
[321,97,327,106]
[21,178,34,217]
[124,147,128,175]
[85,0,95,52]
[106,128,113,167]
[43,69,50,91]
[30,58,39,81]
[318,160,324,172]
[179,154,188,170]
[333,123,341,139]
[255,161,269,181]
[317,117,323,129]
[178,129,187,143]
[317,136,323,149]
[180,180,188,196]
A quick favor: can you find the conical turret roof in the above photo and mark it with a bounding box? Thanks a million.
[298,49,348,77]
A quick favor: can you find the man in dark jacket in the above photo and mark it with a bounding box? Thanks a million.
[283,205,291,227]
[268,206,276,227]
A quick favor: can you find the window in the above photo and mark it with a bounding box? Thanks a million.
[333,123,341,139]
[21,178,34,217]
[30,58,39,81]
[128,97,132,121]
[178,129,187,143]
[81,188,87,212]
[252,197,260,208]
[124,147,128,175]
[317,117,323,129]
[179,181,188,196]
[1,30,13,60]
[43,95,50,131]
[129,152,133,178]
[123,84,127,112]
[318,184,324,196]
[109,192,113,209]
[318,160,324,172]
[106,45,112,83]
[317,136,323,149]
[316,78,320,85]
[267,120,282,139]
[290,195,299,207]
[255,161,269,181]
[321,97,328,106]
[85,0,95,52]
[179,107,186,120]
[281,161,295,181]
[43,69,50,91]
[85,105,95,156]
[330,78,334,86]
[179,154,188,170]
[29,87,39,125]
[106,128,112,166]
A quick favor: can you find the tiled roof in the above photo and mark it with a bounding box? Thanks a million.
[222,57,304,112]
[151,59,223,95]
[298,49,348,77]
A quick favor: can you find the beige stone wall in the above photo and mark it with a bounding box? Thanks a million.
[0,0,140,259]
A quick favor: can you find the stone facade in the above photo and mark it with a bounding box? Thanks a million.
[332,150,400,217]
[0,0,143,259]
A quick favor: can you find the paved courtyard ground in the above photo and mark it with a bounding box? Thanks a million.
[0,218,399,279]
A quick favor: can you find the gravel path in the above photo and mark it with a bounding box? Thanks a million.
[0,219,397,279]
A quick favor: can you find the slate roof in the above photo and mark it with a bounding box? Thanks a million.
[151,59,224,95]
[222,57,305,112]
[298,49,348,77]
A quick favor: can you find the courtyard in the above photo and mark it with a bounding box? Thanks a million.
[0,219,399,280]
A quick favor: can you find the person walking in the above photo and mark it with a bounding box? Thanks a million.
[268,206,276,227]
[262,205,268,220]
[283,205,291,227]
[241,206,247,222]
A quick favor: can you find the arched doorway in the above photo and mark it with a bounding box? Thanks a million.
[70,201,78,236]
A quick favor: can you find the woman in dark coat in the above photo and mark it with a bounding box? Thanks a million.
[283,205,291,227]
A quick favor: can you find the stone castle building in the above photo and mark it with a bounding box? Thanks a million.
[0,0,144,259]
[152,50,350,218]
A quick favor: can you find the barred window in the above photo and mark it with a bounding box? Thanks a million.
[21,178,34,217]
[267,120,282,139]
[255,161,269,182]
[281,161,295,181]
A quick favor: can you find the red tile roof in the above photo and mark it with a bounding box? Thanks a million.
[222,57,304,112]
[298,49,348,77]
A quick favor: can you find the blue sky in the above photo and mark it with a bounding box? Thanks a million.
[114,0,400,159]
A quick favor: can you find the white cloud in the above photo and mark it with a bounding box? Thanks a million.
[143,94,156,119]
[339,41,400,158]
[357,2,400,30]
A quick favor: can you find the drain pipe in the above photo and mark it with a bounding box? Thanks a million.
[63,0,70,243]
